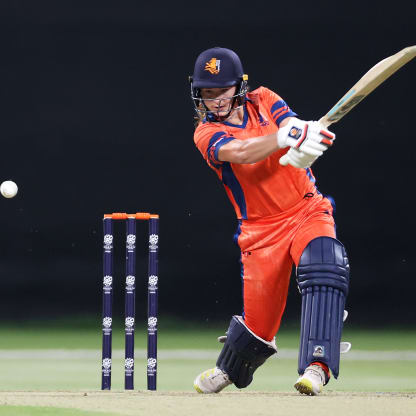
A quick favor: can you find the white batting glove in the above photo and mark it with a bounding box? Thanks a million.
[277,119,335,168]
[281,147,316,168]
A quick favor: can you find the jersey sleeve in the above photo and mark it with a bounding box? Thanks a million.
[194,125,235,170]
[260,87,297,126]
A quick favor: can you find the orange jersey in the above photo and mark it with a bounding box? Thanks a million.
[194,86,319,219]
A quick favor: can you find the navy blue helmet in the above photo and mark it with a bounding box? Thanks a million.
[190,47,248,121]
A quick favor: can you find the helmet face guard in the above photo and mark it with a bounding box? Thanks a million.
[190,47,248,122]
[190,76,248,122]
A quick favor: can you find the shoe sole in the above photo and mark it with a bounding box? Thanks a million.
[294,379,319,396]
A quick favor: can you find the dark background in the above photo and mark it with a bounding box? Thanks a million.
[0,0,415,326]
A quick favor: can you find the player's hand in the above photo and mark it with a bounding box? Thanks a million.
[280,147,317,168]
[277,119,335,168]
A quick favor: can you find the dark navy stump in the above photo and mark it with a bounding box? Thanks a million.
[147,216,159,391]
[124,216,136,390]
[101,217,114,390]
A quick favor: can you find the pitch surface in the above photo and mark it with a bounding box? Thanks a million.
[1,391,415,416]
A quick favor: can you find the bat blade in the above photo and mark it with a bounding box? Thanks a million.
[319,46,416,128]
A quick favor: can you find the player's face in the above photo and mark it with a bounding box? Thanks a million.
[200,86,237,117]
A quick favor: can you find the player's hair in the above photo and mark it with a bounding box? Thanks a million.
[193,102,206,128]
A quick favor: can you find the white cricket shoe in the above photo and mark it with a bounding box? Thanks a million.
[193,367,232,394]
[294,364,327,396]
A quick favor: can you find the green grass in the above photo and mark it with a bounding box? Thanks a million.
[0,406,118,416]
[0,319,415,393]
[0,318,415,350]
[0,357,413,392]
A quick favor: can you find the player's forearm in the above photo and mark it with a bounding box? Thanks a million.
[217,118,295,164]
[238,117,296,163]
[217,133,279,164]
[235,134,279,164]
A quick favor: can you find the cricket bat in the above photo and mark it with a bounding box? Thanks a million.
[280,46,416,166]
[319,45,416,128]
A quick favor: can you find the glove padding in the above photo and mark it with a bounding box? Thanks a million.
[277,119,335,168]
[280,147,316,169]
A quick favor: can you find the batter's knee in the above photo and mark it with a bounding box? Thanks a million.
[298,236,349,294]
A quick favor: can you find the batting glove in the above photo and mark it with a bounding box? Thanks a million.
[277,119,335,168]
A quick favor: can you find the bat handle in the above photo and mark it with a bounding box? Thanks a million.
[317,116,332,129]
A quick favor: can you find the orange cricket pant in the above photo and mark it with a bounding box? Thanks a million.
[236,194,336,342]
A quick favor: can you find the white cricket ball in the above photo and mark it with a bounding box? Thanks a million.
[0,180,18,198]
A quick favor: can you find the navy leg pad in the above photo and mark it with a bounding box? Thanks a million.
[216,316,277,389]
[297,237,350,379]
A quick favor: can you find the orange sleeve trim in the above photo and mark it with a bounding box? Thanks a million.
[273,108,289,120]
[272,106,288,117]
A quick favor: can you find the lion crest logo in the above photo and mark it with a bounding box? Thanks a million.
[204,58,221,75]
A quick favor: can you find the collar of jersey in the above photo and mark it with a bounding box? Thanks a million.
[222,103,248,129]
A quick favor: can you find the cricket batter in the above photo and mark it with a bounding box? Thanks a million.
[190,47,350,395]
